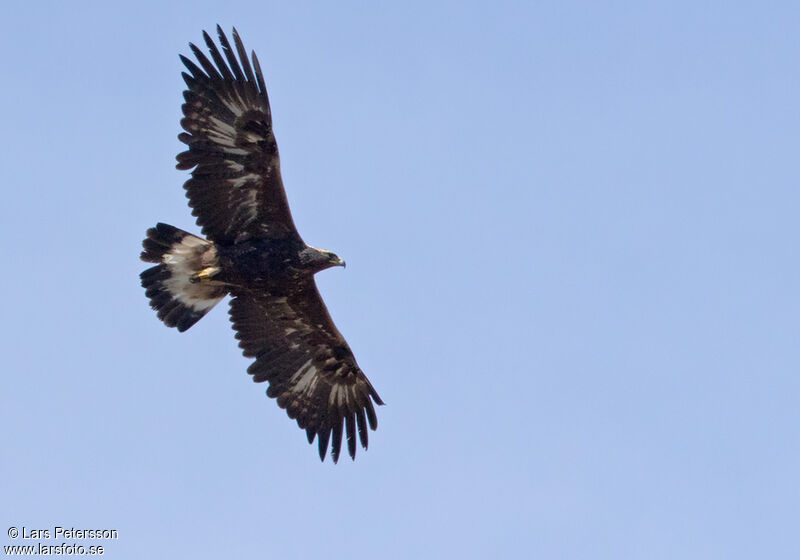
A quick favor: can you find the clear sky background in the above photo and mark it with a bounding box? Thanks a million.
[1,1,798,558]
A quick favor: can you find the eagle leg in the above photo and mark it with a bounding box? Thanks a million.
[190,266,222,283]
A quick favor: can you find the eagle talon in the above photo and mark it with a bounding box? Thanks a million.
[191,266,221,283]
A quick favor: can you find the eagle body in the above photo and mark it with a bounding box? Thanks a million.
[139,27,382,463]
[217,237,334,286]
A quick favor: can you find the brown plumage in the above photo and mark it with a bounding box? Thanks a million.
[140,26,382,462]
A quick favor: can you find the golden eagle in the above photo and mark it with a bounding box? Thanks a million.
[140,27,382,462]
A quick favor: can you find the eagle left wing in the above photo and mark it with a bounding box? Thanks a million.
[176,26,300,245]
[229,281,383,462]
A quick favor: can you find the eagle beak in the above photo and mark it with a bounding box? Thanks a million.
[330,255,346,268]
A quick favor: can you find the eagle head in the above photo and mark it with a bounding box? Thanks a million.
[300,246,346,273]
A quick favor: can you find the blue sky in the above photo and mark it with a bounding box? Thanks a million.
[1,1,798,558]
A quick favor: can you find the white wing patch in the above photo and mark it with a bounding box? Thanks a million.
[289,360,319,395]
[229,173,261,188]
[328,383,351,407]
[209,116,236,137]
[221,146,250,156]
[221,97,245,117]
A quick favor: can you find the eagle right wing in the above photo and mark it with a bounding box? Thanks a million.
[176,26,300,245]
[229,280,383,462]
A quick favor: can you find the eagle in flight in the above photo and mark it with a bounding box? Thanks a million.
[140,26,382,462]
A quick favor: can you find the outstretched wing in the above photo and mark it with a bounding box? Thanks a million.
[229,280,383,462]
[176,26,299,244]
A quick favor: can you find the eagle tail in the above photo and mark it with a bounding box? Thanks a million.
[140,223,226,332]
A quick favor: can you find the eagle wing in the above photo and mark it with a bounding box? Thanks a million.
[176,26,299,244]
[229,280,383,462]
